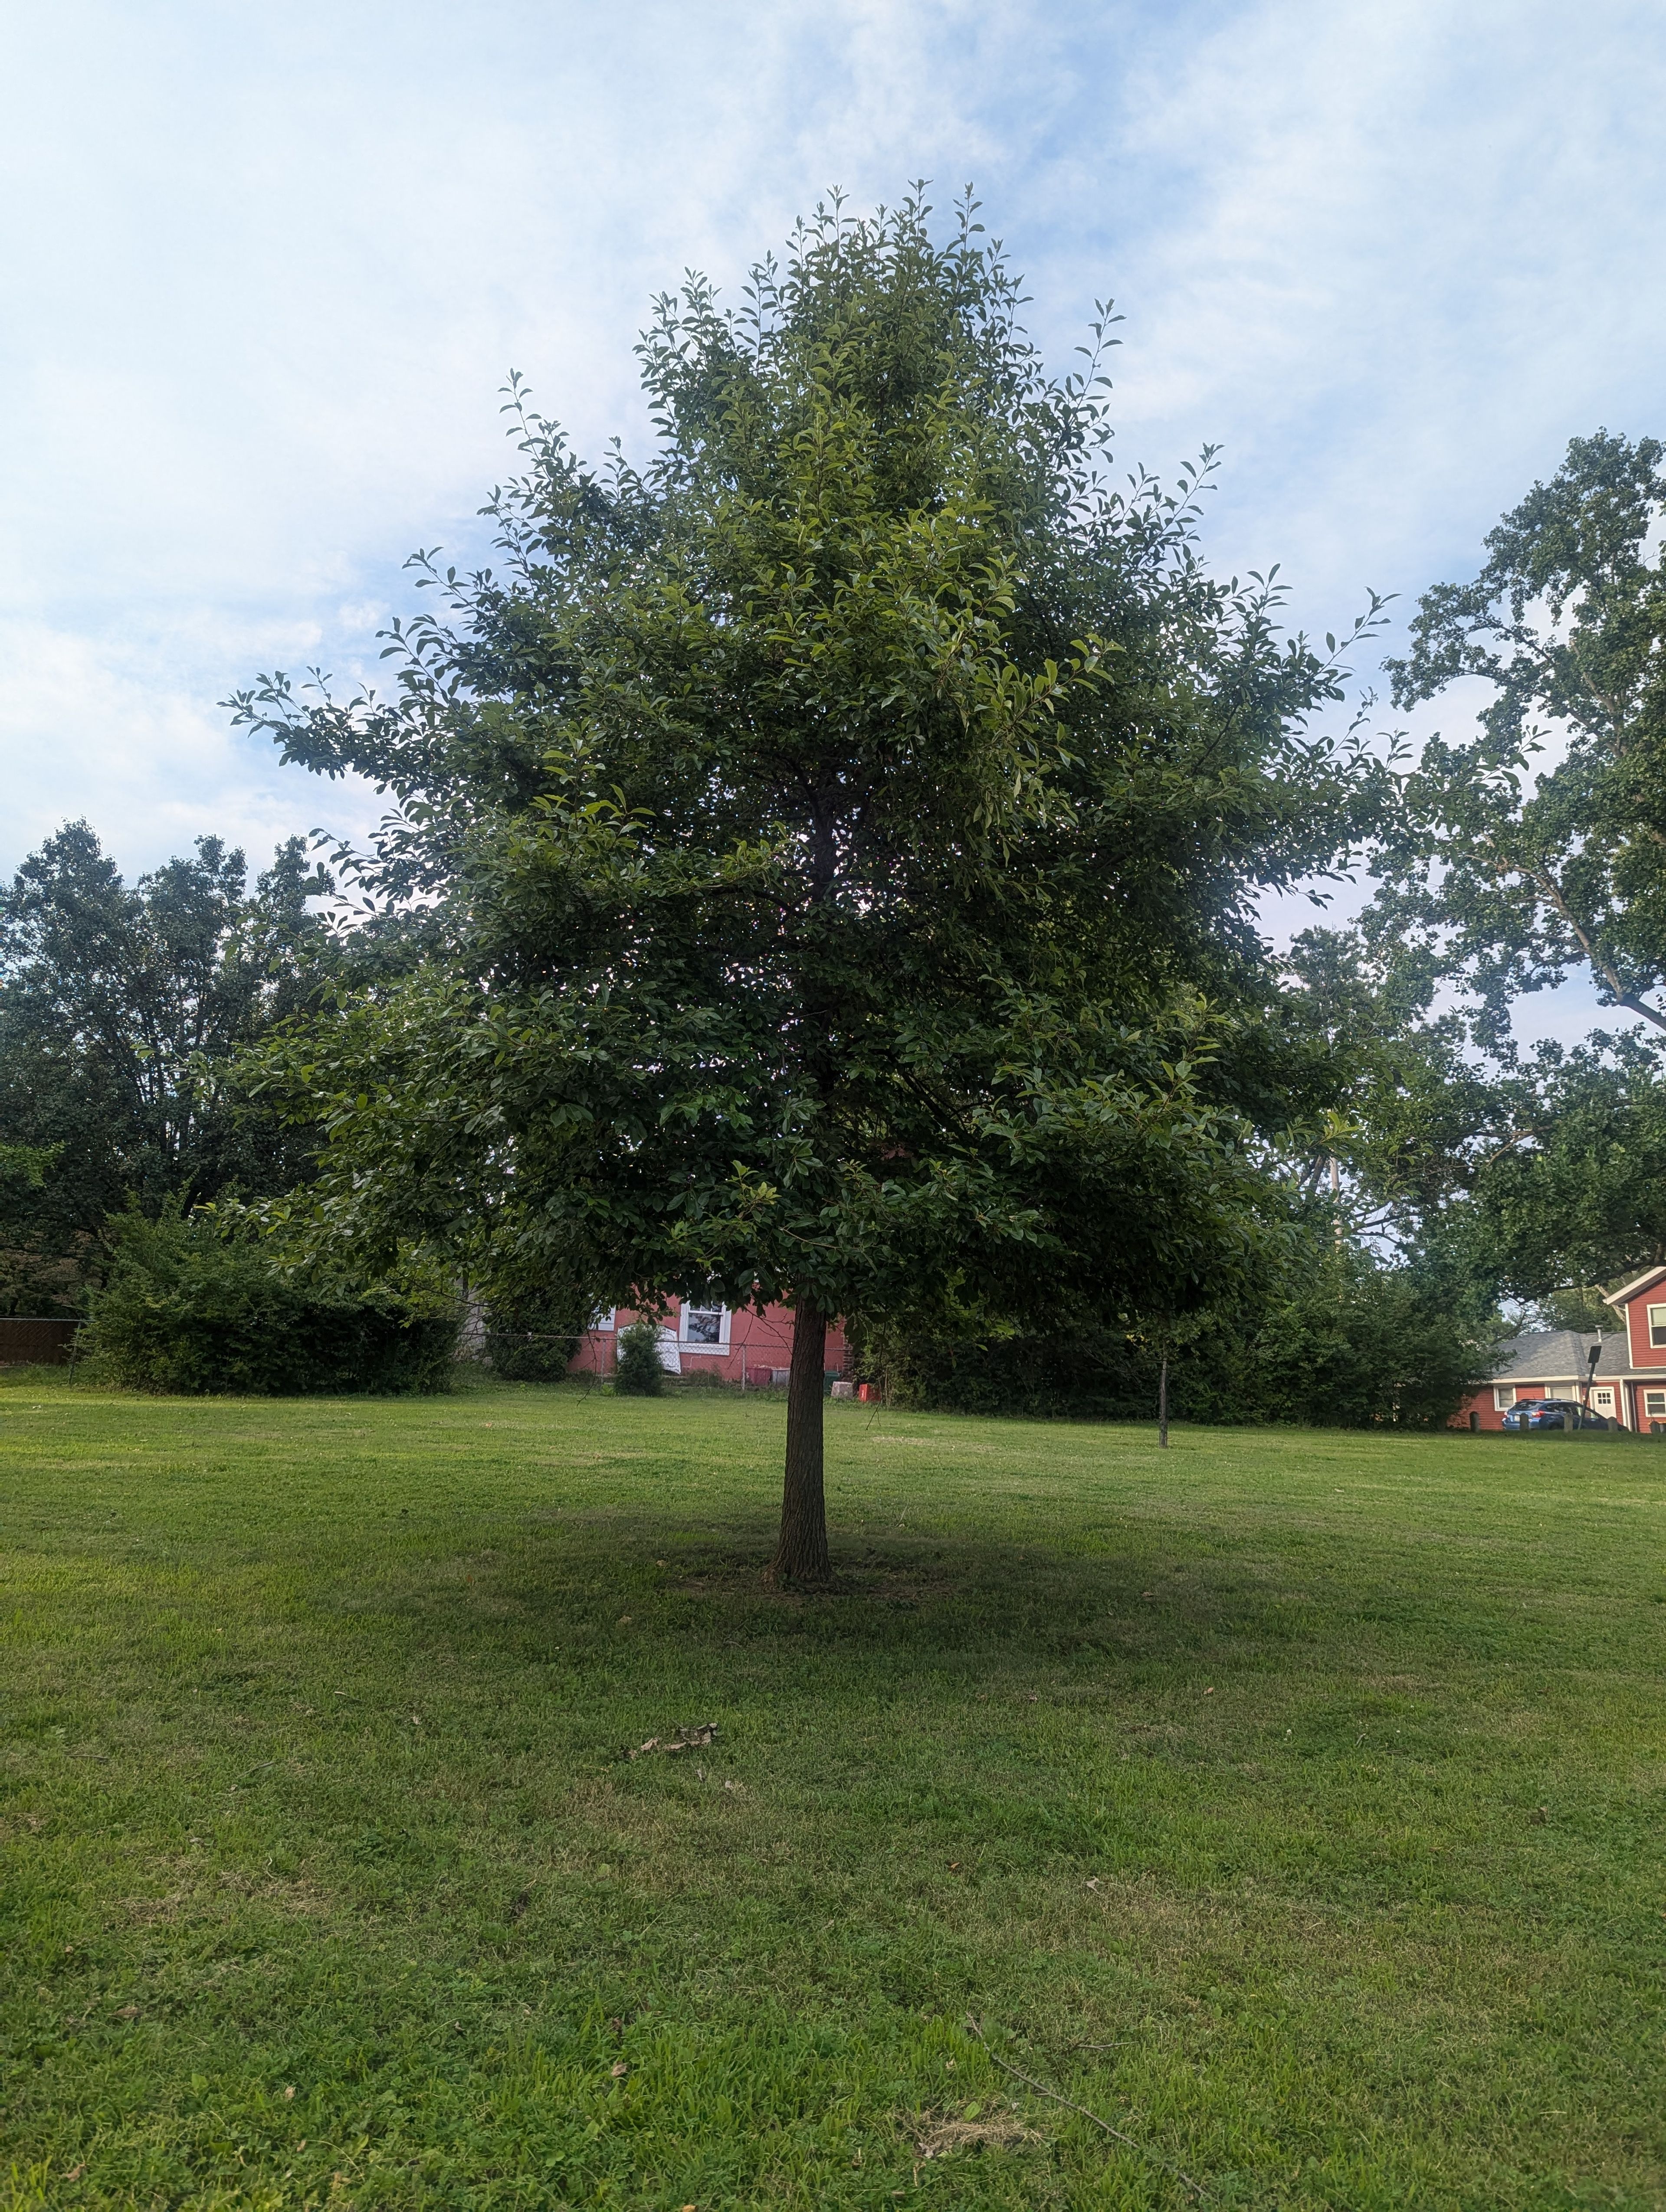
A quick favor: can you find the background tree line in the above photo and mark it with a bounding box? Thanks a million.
[0,824,331,1315]
[0,824,456,1394]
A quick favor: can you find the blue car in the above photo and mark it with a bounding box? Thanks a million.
[1501,1398,1610,1431]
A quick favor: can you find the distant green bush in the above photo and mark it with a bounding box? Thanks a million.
[85,1208,459,1396]
[614,1319,664,1396]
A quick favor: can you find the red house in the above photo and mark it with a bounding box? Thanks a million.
[1456,1265,1666,1432]
[567,1296,850,1389]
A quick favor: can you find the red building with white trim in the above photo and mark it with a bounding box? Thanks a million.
[1456,1265,1666,1431]
[567,1296,850,1388]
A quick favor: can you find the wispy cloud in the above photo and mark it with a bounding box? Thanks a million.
[2,0,1662,977]
[0,615,386,876]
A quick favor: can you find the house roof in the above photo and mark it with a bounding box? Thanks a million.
[1605,1265,1666,1307]
[1492,1329,1633,1382]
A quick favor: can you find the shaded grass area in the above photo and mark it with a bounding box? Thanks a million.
[1,1372,1664,2209]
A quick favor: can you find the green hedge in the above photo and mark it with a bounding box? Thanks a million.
[855,1253,1494,1431]
[85,1210,459,1396]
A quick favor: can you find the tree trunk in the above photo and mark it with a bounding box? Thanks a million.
[1158,1352,1169,1449]
[768,1298,830,1584]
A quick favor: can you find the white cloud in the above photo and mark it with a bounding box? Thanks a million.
[1076,0,1666,634]
[0,618,384,882]
[1,0,1663,929]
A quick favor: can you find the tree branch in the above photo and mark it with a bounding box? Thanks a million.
[964,2016,1208,2200]
[1522,861,1666,1033]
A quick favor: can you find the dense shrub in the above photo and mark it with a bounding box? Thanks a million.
[853,1322,1146,1421]
[1224,1259,1495,1428]
[85,1209,459,1395]
[614,1319,664,1395]
[856,1251,1495,1430]
[482,1310,576,1382]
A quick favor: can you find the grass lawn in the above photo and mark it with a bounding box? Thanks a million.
[1,1374,1664,2210]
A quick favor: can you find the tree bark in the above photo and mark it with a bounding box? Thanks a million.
[1158,1352,1169,1449]
[768,1297,830,1584]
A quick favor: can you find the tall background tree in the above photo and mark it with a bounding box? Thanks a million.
[0,822,328,1312]
[1297,431,1666,1326]
[236,191,1391,1571]
[1380,430,1666,1043]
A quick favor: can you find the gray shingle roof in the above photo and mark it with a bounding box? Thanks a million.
[1492,1329,1631,1381]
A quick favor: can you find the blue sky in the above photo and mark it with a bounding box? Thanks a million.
[3,0,1663,1038]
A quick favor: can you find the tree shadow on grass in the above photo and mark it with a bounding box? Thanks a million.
[343,1510,1397,1682]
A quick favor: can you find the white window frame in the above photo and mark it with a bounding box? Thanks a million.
[1646,1389,1666,1418]
[1649,1304,1666,1348]
[1494,1385,1517,1410]
[677,1299,731,1354]
[1591,1385,1615,1411]
[591,1308,617,1332]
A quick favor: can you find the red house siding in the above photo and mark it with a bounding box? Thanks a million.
[1629,1375,1666,1426]
[1613,1270,1666,1425]
[1458,1382,1548,1432]
[568,1298,849,1386]
[1623,1286,1666,1366]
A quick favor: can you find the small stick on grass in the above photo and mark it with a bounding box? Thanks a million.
[964,2016,1207,2201]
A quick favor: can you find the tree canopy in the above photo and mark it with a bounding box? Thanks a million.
[234,192,1394,1572]
[1272,432,1666,1332]
[1381,430,1666,1045]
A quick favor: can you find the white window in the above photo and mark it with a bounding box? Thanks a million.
[591,1308,617,1332]
[1494,1386,1516,1409]
[1592,1387,1615,1411]
[677,1300,730,1352]
[1649,1304,1666,1348]
[1646,1390,1666,1418]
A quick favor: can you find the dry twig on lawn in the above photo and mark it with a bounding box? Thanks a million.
[964,2016,1207,2201]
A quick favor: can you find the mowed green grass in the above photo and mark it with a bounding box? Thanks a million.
[2,1376,1664,2212]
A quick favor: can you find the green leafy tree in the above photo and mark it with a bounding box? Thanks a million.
[1535,1283,1619,1334]
[1272,915,1555,1280]
[235,192,1386,1580]
[0,822,331,1308]
[0,1142,80,1314]
[1272,918,1663,1330]
[1305,434,1666,1336]
[1451,1037,1666,1300]
[1381,431,1666,1043]
[1232,1241,1499,1427]
[481,1296,581,1382]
